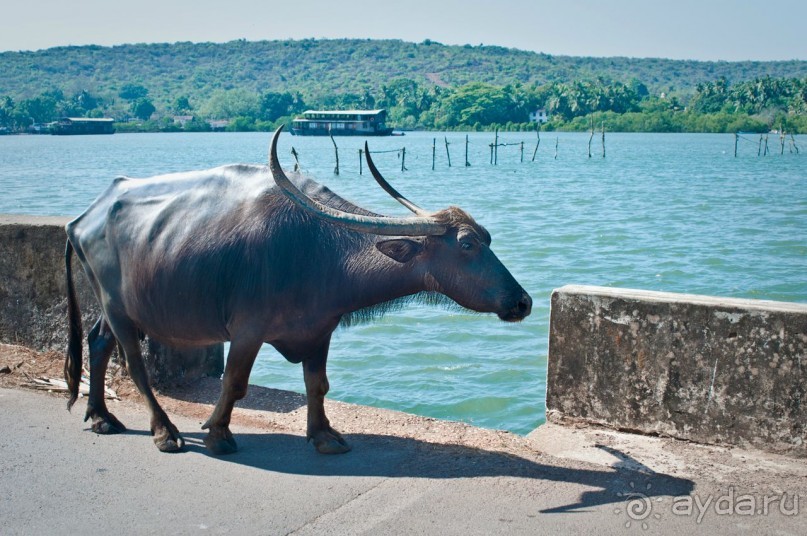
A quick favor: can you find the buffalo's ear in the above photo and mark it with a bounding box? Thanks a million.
[376,239,423,263]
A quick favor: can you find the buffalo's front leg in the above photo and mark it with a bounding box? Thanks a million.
[202,338,262,455]
[303,343,350,454]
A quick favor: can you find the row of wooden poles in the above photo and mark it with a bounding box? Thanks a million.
[734,131,801,157]
[306,126,607,175]
[294,128,801,175]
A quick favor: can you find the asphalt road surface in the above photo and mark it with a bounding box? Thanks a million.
[1,388,802,535]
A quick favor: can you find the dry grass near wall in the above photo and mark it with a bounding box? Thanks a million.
[0,343,138,401]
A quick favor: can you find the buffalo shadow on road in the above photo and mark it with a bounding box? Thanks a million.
[155,379,694,513]
[167,427,694,514]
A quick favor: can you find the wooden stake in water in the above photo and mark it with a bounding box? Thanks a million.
[432,138,436,171]
[588,117,594,158]
[494,128,499,165]
[444,137,452,167]
[465,135,471,167]
[330,134,339,175]
[734,132,739,157]
[532,127,541,161]
[601,121,606,158]
[554,137,559,160]
[291,147,300,172]
[520,141,524,163]
[401,147,407,172]
[358,149,363,175]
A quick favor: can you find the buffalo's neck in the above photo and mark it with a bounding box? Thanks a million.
[341,242,425,314]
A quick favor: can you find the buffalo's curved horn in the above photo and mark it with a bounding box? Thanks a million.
[364,142,430,217]
[269,126,446,237]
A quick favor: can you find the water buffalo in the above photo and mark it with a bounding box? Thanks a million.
[64,126,532,454]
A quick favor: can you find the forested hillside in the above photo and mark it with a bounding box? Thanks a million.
[1,38,806,133]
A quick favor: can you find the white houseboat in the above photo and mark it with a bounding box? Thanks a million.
[290,109,393,136]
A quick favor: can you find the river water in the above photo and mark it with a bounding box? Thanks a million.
[1,131,805,434]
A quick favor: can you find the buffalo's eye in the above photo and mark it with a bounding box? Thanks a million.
[458,231,479,252]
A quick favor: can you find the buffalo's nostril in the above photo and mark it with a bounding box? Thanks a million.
[517,294,532,316]
[498,292,532,322]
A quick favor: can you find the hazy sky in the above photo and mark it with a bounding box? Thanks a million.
[3,0,805,61]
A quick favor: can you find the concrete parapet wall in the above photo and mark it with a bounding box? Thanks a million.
[547,285,806,456]
[0,214,223,385]
[0,215,79,349]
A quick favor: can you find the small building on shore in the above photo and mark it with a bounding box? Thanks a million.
[207,119,230,132]
[51,117,115,135]
[529,108,549,124]
[173,115,194,127]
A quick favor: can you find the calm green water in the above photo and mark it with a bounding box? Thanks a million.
[1,131,805,434]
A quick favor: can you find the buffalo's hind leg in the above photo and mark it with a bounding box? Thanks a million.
[201,338,262,455]
[303,339,350,454]
[84,317,126,434]
[107,313,184,452]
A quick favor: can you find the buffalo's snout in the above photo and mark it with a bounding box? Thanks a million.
[499,291,532,322]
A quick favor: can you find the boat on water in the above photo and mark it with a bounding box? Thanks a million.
[51,117,115,135]
[290,109,394,136]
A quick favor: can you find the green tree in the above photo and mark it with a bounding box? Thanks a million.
[17,92,61,124]
[433,82,525,128]
[201,89,259,119]
[376,78,436,127]
[629,78,650,99]
[691,77,729,113]
[258,91,302,122]
[73,90,98,112]
[56,90,99,118]
[225,116,257,131]
[172,95,193,114]
[131,98,156,120]
[119,84,149,100]
[183,117,212,132]
[0,96,16,128]
[316,92,367,110]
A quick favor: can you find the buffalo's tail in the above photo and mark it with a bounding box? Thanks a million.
[64,239,82,410]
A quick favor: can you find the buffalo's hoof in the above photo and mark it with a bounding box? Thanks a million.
[154,434,184,452]
[87,409,126,435]
[153,423,185,453]
[156,439,183,452]
[204,426,238,455]
[91,416,126,435]
[309,427,351,454]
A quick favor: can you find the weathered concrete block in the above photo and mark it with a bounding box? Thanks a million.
[0,214,223,385]
[547,285,806,456]
[0,215,83,349]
